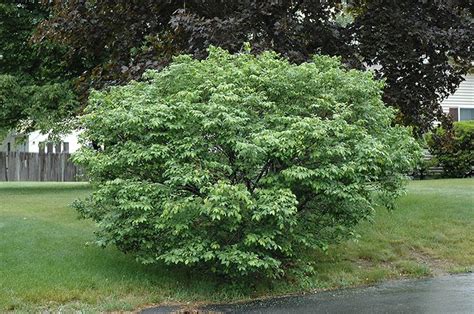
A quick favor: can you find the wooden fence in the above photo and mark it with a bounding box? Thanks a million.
[0,152,85,182]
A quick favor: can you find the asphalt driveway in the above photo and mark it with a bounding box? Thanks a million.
[142,273,474,314]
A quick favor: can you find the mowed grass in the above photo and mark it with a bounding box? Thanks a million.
[305,178,474,289]
[0,179,473,311]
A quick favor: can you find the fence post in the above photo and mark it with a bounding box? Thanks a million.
[5,152,8,182]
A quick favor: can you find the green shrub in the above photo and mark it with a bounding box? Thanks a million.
[428,120,474,178]
[73,47,420,278]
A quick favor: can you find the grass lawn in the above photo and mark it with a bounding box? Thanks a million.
[0,179,473,311]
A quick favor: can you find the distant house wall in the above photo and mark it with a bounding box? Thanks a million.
[441,74,474,121]
[26,131,82,153]
[0,131,82,153]
[0,133,28,153]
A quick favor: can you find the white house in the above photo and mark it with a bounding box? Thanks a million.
[0,130,81,153]
[441,74,474,121]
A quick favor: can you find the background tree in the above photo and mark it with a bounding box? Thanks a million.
[0,1,82,134]
[351,0,473,135]
[1,0,472,134]
[34,1,355,89]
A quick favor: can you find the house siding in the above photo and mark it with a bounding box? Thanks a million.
[0,133,28,152]
[441,74,474,121]
[0,131,82,153]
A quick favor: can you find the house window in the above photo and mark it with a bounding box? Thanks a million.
[63,142,70,153]
[460,108,474,121]
[7,142,11,152]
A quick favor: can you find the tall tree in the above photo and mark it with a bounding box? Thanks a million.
[3,0,472,134]
[351,0,473,135]
[35,1,355,90]
[0,1,82,134]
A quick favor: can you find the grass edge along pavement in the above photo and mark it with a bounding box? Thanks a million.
[0,179,472,312]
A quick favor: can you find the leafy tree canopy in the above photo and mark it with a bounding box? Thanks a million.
[32,0,473,134]
[73,47,421,278]
[352,0,473,134]
[0,1,82,134]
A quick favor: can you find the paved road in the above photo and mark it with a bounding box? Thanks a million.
[142,273,474,314]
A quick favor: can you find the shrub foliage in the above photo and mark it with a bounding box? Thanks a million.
[428,120,474,178]
[74,47,420,278]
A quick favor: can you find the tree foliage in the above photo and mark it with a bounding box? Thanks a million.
[352,0,473,135]
[73,48,421,278]
[0,2,81,133]
[33,0,473,134]
[428,120,474,178]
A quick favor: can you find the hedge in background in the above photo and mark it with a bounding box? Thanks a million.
[73,47,420,278]
[428,120,474,178]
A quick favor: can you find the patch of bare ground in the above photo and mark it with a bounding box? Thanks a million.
[353,250,454,278]
[354,257,394,270]
[408,250,455,275]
